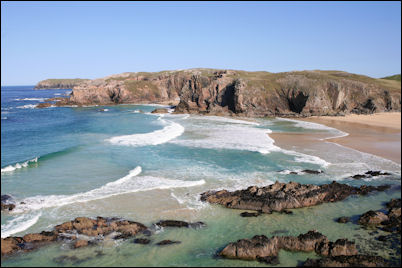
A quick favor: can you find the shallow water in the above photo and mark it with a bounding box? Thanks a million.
[1,86,401,266]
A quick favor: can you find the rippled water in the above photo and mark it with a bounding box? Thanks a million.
[1,86,401,266]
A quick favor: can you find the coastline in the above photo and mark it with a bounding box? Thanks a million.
[271,112,401,164]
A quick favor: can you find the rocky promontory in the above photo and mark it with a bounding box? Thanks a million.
[40,69,401,117]
[34,79,89,89]
[200,181,390,214]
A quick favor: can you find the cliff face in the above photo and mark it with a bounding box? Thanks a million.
[35,79,90,89]
[64,69,401,117]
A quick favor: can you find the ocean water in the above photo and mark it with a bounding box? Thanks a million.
[1,86,401,266]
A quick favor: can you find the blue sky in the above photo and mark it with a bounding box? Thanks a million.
[1,1,401,85]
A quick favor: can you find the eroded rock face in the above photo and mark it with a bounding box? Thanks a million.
[219,231,358,263]
[200,181,390,214]
[54,69,401,116]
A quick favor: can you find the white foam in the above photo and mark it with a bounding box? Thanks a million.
[12,167,205,213]
[54,93,62,96]
[107,118,184,147]
[171,116,331,167]
[1,212,42,238]
[14,98,45,102]
[276,117,349,140]
[1,117,7,120]
[1,158,38,173]
[196,115,260,126]
[16,104,37,109]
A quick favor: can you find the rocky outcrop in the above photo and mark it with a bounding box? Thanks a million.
[1,216,147,256]
[219,230,361,264]
[1,217,208,257]
[1,195,16,211]
[44,69,400,116]
[358,198,401,233]
[200,181,390,214]
[35,79,89,89]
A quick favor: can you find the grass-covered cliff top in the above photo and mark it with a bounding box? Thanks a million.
[101,69,401,93]
[381,74,401,82]
[35,78,90,89]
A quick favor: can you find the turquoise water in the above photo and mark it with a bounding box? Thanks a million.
[1,86,401,266]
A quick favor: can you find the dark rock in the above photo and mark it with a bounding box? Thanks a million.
[365,171,391,177]
[151,108,169,114]
[219,230,357,263]
[240,211,261,217]
[133,238,151,245]
[155,240,181,246]
[154,220,206,229]
[200,181,390,214]
[301,169,323,174]
[257,255,279,264]
[336,217,350,223]
[302,254,388,267]
[358,211,388,226]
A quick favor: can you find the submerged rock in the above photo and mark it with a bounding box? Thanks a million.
[240,211,261,217]
[336,216,351,223]
[154,220,206,229]
[133,238,151,245]
[155,240,181,246]
[302,255,388,267]
[200,181,390,214]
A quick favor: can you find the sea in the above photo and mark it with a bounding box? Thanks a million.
[1,86,401,266]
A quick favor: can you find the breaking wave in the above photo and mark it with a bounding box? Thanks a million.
[107,117,184,147]
[1,158,38,173]
[12,167,205,213]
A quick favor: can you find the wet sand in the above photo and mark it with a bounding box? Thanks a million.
[272,112,401,164]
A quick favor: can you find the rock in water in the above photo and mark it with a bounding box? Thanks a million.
[219,231,358,263]
[1,195,16,211]
[200,181,390,214]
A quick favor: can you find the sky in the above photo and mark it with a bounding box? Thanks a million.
[1,1,401,85]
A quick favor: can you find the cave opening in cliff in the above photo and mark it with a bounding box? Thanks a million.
[220,83,236,113]
[288,91,309,114]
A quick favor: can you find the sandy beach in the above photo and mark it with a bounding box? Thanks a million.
[272,112,401,164]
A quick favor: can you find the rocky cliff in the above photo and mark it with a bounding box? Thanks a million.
[35,79,90,89]
[57,69,401,117]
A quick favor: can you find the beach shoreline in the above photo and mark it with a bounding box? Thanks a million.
[272,112,401,164]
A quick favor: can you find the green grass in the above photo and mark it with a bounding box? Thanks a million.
[381,74,401,82]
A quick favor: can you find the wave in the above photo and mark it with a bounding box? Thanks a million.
[107,118,184,147]
[277,117,349,140]
[171,116,330,167]
[1,212,42,238]
[1,158,38,173]
[1,117,7,120]
[14,98,45,102]
[194,115,260,126]
[16,104,37,109]
[12,167,205,213]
